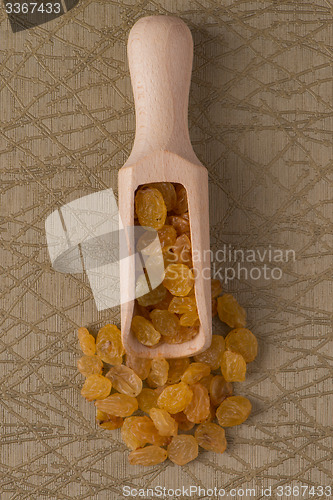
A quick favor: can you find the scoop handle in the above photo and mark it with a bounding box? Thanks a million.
[126,15,200,165]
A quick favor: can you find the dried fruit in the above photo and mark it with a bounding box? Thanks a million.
[168,215,190,237]
[211,298,217,317]
[158,224,177,250]
[163,264,194,296]
[209,375,233,407]
[106,365,142,397]
[121,417,142,450]
[148,182,177,212]
[181,362,211,385]
[146,358,169,387]
[81,374,112,402]
[125,416,169,447]
[184,383,210,424]
[77,355,103,377]
[225,328,258,363]
[211,279,222,299]
[221,351,246,382]
[217,294,246,328]
[199,374,214,392]
[125,352,151,380]
[96,324,124,365]
[170,234,192,266]
[150,309,180,338]
[167,435,198,465]
[195,423,227,454]
[136,282,167,307]
[194,335,225,370]
[157,382,193,414]
[95,393,138,417]
[171,411,195,431]
[96,410,123,430]
[179,310,199,327]
[128,445,168,466]
[150,408,178,436]
[78,327,96,355]
[216,396,252,427]
[135,186,167,230]
[163,325,199,344]
[131,316,161,347]
[173,184,188,215]
[137,388,159,413]
[150,290,173,310]
[167,358,190,384]
[168,296,197,314]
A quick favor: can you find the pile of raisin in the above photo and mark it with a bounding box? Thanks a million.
[77,285,258,466]
[132,183,200,346]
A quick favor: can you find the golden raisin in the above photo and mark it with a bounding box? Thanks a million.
[131,316,161,347]
[137,388,159,413]
[171,411,195,431]
[96,410,123,430]
[168,296,197,314]
[179,310,199,327]
[170,234,192,266]
[212,298,217,317]
[95,393,138,417]
[105,365,142,397]
[225,328,258,363]
[173,184,188,215]
[216,396,252,427]
[150,310,180,338]
[167,435,198,465]
[167,358,190,384]
[195,423,227,454]
[149,408,178,436]
[96,324,124,365]
[81,374,111,402]
[181,362,211,385]
[121,417,142,450]
[221,351,246,382]
[125,352,151,380]
[184,383,210,424]
[199,374,214,392]
[211,279,222,299]
[77,355,103,377]
[128,445,168,466]
[146,358,169,387]
[78,327,96,355]
[158,224,177,250]
[163,325,199,344]
[209,375,233,407]
[194,335,225,370]
[126,416,169,448]
[163,264,194,297]
[157,382,193,414]
[136,282,166,307]
[150,290,173,311]
[217,294,246,328]
[168,215,190,237]
[148,182,177,212]
[135,186,167,230]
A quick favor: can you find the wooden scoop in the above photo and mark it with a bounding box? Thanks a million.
[119,15,212,358]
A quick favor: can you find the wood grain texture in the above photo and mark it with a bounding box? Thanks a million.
[120,16,212,358]
[0,1,332,498]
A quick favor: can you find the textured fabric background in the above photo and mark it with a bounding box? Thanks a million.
[0,1,332,499]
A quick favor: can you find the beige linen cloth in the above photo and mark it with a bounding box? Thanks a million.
[0,1,332,498]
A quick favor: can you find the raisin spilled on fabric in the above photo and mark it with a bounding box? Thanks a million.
[77,258,258,465]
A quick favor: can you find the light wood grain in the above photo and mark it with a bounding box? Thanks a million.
[119,16,212,358]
